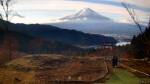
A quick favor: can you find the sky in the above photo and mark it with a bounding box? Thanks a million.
[3,0,150,24]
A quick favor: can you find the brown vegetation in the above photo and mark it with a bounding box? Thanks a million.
[0,54,108,84]
[122,60,150,75]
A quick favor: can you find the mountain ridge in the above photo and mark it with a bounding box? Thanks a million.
[10,23,117,46]
[0,20,117,47]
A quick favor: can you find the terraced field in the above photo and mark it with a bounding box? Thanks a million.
[1,54,149,84]
[0,54,108,84]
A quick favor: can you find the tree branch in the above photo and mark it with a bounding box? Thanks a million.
[121,2,143,33]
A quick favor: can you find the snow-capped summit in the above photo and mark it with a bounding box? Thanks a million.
[60,8,110,21]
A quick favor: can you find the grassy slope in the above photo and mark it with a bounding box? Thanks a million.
[106,68,140,84]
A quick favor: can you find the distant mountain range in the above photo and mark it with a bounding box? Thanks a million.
[0,20,117,54]
[50,8,145,40]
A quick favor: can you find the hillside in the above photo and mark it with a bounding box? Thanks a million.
[9,23,117,46]
[0,29,85,55]
[0,20,116,56]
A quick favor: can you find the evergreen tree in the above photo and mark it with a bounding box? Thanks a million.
[131,20,150,59]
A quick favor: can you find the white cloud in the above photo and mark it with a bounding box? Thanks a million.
[10,0,150,24]
[120,0,150,8]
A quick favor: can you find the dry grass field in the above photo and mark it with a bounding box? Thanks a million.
[0,54,108,84]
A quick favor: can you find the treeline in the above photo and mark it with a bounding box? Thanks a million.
[114,21,150,60]
[131,21,150,59]
[0,29,87,54]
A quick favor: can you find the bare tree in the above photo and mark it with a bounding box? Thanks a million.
[0,0,17,20]
[121,0,143,33]
[0,0,21,60]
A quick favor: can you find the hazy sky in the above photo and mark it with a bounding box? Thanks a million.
[6,0,150,24]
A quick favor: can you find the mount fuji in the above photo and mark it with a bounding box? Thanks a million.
[50,8,145,41]
[60,8,110,21]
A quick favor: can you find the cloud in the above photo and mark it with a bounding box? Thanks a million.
[120,0,150,8]
[10,0,150,24]
[71,0,150,12]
